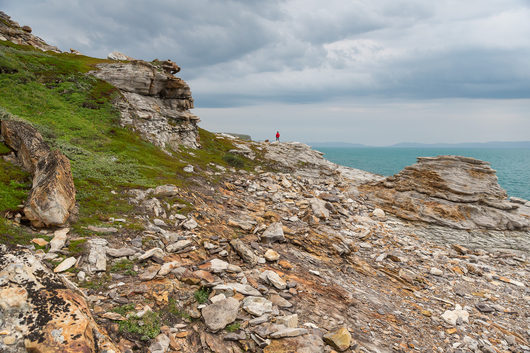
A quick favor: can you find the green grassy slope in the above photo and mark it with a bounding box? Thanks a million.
[0,41,262,241]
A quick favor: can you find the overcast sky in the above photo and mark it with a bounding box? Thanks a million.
[2,0,530,145]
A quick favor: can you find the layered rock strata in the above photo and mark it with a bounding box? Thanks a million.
[0,246,119,353]
[360,155,530,230]
[91,59,200,149]
[0,119,76,227]
[0,11,60,52]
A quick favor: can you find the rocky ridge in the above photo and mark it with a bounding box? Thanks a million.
[0,11,59,52]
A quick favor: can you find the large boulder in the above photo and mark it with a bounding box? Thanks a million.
[1,119,76,227]
[0,246,120,353]
[90,60,200,149]
[24,150,76,227]
[360,155,530,230]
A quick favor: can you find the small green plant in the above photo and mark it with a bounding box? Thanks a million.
[67,238,87,256]
[194,287,211,304]
[119,311,161,341]
[222,153,245,168]
[110,258,135,273]
[112,303,136,316]
[225,322,241,332]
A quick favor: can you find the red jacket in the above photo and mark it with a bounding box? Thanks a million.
[276,132,280,138]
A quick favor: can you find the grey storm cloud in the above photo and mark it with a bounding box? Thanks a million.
[1,0,530,144]
[3,0,530,106]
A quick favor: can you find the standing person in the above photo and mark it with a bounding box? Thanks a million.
[276,131,280,142]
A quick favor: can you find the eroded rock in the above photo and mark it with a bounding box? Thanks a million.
[361,155,530,230]
[0,246,119,353]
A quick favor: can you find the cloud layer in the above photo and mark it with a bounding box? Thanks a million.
[2,0,530,143]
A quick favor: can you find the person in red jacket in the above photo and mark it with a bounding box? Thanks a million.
[275,131,280,141]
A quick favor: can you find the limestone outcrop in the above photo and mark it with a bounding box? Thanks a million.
[360,155,530,230]
[0,119,76,227]
[91,59,200,149]
[0,245,119,353]
[0,12,60,52]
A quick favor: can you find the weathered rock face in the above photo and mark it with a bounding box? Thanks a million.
[0,120,49,173]
[91,60,200,149]
[0,119,76,227]
[0,12,60,52]
[0,246,119,353]
[360,155,530,230]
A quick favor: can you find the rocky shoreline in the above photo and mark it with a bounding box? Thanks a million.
[1,12,529,353]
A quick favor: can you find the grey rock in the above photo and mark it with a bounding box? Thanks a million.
[201,297,240,331]
[261,222,285,243]
[87,238,107,272]
[166,240,193,253]
[270,327,308,338]
[242,296,273,316]
[260,270,287,290]
[230,239,259,265]
[106,247,137,257]
[213,283,262,297]
[138,247,165,261]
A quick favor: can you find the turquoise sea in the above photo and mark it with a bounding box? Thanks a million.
[315,147,530,200]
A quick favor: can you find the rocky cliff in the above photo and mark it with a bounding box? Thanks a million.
[91,59,200,150]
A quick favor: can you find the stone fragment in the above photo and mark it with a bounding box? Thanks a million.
[230,239,258,266]
[54,257,76,273]
[441,304,469,326]
[201,297,240,331]
[430,267,443,276]
[260,270,287,290]
[310,198,330,219]
[32,238,49,247]
[276,314,298,328]
[264,249,280,261]
[158,261,180,276]
[167,240,193,253]
[323,327,352,352]
[213,283,262,297]
[372,208,385,218]
[242,296,273,316]
[101,312,126,321]
[261,222,285,243]
[140,265,160,281]
[87,238,107,272]
[475,302,495,313]
[106,247,137,257]
[49,228,69,252]
[210,294,226,303]
[138,247,165,260]
[183,165,194,173]
[153,184,179,197]
[149,333,170,353]
[270,327,308,338]
[269,294,292,308]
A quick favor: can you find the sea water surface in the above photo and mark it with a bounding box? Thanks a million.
[315,147,530,200]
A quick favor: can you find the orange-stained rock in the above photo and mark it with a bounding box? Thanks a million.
[0,246,120,353]
[1,119,76,227]
[24,150,76,227]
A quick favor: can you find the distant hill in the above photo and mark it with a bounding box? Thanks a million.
[390,141,530,148]
[307,142,367,148]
